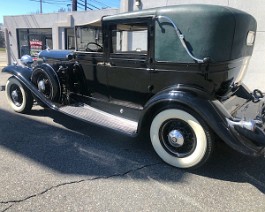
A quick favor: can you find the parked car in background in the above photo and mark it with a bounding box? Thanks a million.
[2,4,265,169]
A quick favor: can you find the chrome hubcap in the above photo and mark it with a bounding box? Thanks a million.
[11,90,19,102]
[38,80,46,92]
[168,130,184,147]
[159,119,197,158]
[10,84,23,107]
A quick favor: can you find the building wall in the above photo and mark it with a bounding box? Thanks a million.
[3,9,118,64]
[121,0,265,90]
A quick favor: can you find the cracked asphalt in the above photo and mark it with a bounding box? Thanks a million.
[1,71,265,211]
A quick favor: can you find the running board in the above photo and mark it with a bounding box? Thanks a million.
[59,104,138,136]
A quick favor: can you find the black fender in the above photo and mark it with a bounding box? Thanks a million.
[139,86,263,157]
[3,65,32,80]
[2,65,59,110]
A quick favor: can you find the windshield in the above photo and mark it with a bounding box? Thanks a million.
[75,26,103,52]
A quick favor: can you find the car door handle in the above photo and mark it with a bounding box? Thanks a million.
[147,68,156,72]
[97,62,104,66]
[97,62,115,67]
[105,62,115,67]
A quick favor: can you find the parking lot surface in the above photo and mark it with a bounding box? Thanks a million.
[0,50,7,67]
[1,63,265,211]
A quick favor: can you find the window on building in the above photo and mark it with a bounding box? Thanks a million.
[111,23,148,54]
[65,28,75,50]
[17,28,52,58]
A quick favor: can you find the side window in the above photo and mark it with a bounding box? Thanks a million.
[155,20,191,63]
[111,23,148,54]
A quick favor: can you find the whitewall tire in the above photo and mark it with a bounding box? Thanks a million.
[150,108,214,169]
[6,77,33,113]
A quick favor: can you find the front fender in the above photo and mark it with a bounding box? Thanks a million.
[2,65,58,110]
[2,65,32,80]
[140,87,262,157]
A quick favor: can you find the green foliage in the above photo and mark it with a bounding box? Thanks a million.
[0,31,5,48]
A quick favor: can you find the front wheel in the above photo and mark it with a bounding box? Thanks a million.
[6,77,33,113]
[150,108,214,169]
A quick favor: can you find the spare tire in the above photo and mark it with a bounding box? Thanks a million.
[31,65,60,101]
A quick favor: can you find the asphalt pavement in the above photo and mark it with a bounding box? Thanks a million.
[0,54,265,211]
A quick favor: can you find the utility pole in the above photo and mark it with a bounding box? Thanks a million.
[85,0,87,11]
[72,0,77,11]
[40,0,43,13]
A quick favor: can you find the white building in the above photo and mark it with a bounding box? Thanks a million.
[3,9,118,64]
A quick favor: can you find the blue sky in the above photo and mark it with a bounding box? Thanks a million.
[0,0,120,23]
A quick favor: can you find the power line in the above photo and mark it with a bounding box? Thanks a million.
[78,2,92,10]
[28,0,118,12]
[91,0,111,8]
[29,0,72,6]
[79,0,100,10]
[34,0,71,3]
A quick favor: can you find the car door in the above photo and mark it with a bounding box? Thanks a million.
[75,52,108,99]
[105,18,153,108]
[75,25,109,100]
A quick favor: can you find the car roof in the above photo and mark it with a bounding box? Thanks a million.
[102,4,238,22]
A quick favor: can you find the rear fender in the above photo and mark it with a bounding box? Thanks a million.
[140,87,262,156]
[2,65,58,110]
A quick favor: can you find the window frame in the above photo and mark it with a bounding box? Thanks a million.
[16,28,52,58]
[111,24,148,55]
[75,25,103,53]
[105,17,154,61]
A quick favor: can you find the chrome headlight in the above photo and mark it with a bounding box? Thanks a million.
[20,55,33,67]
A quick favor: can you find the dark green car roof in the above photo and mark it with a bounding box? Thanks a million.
[103,4,251,22]
[103,4,257,63]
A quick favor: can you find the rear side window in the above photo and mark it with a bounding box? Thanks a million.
[111,23,148,54]
[154,20,186,62]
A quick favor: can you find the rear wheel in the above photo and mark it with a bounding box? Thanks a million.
[150,108,214,169]
[6,77,33,113]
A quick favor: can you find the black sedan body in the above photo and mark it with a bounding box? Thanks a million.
[2,4,265,169]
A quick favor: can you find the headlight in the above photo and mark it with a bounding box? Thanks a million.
[20,55,33,66]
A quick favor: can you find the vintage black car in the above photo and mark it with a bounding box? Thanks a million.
[2,4,265,169]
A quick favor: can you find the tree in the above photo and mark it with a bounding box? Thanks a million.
[58,7,67,13]
[0,31,5,48]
